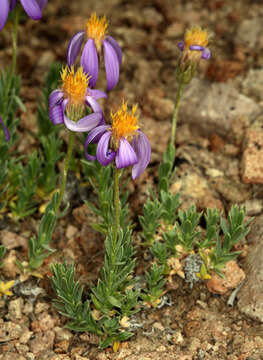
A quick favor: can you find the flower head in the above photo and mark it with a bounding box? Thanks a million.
[111,102,139,145]
[0,280,15,297]
[86,13,108,52]
[0,0,48,31]
[49,66,106,133]
[61,66,89,106]
[178,26,211,62]
[84,101,151,180]
[0,117,10,141]
[67,13,122,91]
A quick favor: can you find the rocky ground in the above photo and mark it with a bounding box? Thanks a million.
[1,0,263,359]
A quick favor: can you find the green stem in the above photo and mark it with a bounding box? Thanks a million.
[56,131,75,211]
[11,6,20,77]
[170,82,185,147]
[113,167,120,248]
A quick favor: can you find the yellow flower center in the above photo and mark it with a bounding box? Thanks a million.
[86,13,108,51]
[184,26,208,48]
[61,66,89,106]
[111,102,139,144]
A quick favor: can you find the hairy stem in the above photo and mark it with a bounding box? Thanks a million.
[113,167,120,247]
[170,82,185,147]
[56,131,75,211]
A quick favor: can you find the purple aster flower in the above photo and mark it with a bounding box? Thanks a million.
[178,26,211,61]
[0,117,10,141]
[0,0,48,31]
[67,13,122,91]
[49,66,106,132]
[84,102,151,180]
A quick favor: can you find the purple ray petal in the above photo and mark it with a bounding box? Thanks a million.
[189,45,205,51]
[96,131,115,166]
[80,39,99,88]
[178,41,184,51]
[85,96,103,113]
[84,125,110,160]
[132,131,151,180]
[0,0,10,31]
[103,39,120,91]
[201,47,211,60]
[64,112,102,132]
[87,89,107,100]
[67,31,85,67]
[0,117,10,141]
[20,0,43,20]
[10,0,17,11]
[35,0,48,9]
[115,138,138,169]
[49,89,64,108]
[106,36,122,65]
[49,104,64,125]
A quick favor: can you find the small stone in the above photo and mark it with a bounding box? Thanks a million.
[0,321,23,341]
[25,353,35,360]
[66,225,78,239]
[15,343,29,354]
[242,127,263,184]
[2,250,20,277]
[29,330,55,354]
[206,261,245,295]
[23,301,34,315]
[54,340,70,353]
[0,230,27,250]
[19,329,33,344]
[54,326,73,341]
[153,322,165,331]
[31,312,56,332]
[172,331,184,345]
[35,301,50,314]
[8,298,24,321]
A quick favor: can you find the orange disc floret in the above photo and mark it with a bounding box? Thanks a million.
[86,13,108,50]
[184,26,209,48]
[111,102,139,143]
[61,66,89,106]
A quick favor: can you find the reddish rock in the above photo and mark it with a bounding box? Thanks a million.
[206,261,245,295]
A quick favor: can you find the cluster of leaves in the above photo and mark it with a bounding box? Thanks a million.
[27,192,59,270]
[0,70,23,213]
[140,143,251,300]
[0,64,62,220]
[51,228,140,348]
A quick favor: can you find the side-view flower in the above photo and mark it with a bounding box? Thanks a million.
[49,66,106,132]
[178,26,211,61]
[84,101,151,179]
[0,0,48,31]
[0,117,10,141]
[67,13,122,91]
